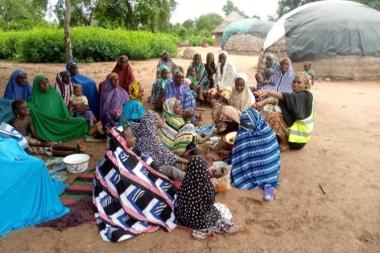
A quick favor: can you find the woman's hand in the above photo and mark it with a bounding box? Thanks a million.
[252,101,265,110]
[254,90,269,97]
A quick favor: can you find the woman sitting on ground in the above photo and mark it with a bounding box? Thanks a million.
[174,155,239,240]
[0,136,68,236]
[99,73,129,129]
[150,66,171,110]
[256,54,278,87]
[158,98,197,156]
[255,73,314,150]
[156,51,177,78]
[211,103,241,135]
[69,85,103,136]
[131,110,189,180]
[9,100,85,156]
[231,108,281,201]
[28,74,89,142]
[164,70,196,122]
[189,53,210,102]
[93,126,177,242]
[259,57,294,94]
[66,60,99,116]
[3,69,32,101]
[220,73,256,112]
[54,71,73,106]
[119,81,145,126]
[204,53,216,89]
[110,55,135,93]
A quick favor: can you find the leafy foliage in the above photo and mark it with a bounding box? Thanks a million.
[222,0,247,17]
[170,13,223,46]
[0,0,48,30]
[0,27,178,63]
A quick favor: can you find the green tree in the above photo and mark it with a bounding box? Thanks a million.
[0,0,48,30]
[355,0,380,10]
[55,0,101,26]
[134,0,176,32]
[252,15,261,20]
[222,0,247,17]
[267,15,278,22]
[277,0,317,17]
[195,13,223,31]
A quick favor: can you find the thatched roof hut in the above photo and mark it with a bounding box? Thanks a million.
[213,12,244,47]
[261,0,380,80]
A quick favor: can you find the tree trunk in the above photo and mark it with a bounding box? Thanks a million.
[64,0,73,62]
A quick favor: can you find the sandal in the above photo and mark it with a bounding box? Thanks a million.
[263,185,275,202]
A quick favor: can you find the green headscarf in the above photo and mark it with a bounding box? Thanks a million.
[28,74,89,142]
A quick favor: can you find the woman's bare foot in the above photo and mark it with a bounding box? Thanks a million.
[88,125,97,135]
[95,121,105,135]
[280,144,290,152]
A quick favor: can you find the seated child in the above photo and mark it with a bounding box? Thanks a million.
[304,62,315,86]
[186,66,202,99]
[69,85,103,135]
[10,100,84,156]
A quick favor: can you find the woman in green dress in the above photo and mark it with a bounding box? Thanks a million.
[28,74,89,142]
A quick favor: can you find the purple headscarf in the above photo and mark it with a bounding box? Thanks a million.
[99,74,129,126]
[3,69,32,100]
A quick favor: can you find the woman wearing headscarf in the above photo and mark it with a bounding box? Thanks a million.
[260,57,294,94]
[66,60,99,116]
[174,155,239,240]
[0,136,69,236]
[99,73,129,128]
[164,70,196,120]
[131,110,188,179]
[28,74,89,142]
[228,73,256,111]
[54,71,73,106]
[211,103,241,134]
[0,99,14,123]
[256,54,279,86]
[204,53,216,89]
[119,81,145,126]
[158,98,197,156]
[150,65,171,110]
[190,53,210,93]
[93,126,177,242]
[111,55,135,92]
[255,72,314,151]
[156,51,176,78]
[3,69,32,100]
[215,51,236,90]
[231,108,281,201]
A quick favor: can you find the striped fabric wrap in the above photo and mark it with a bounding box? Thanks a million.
[231,108,281,190]
[0,122,29,151]
[93,127,177,242]
[158,99,196,156]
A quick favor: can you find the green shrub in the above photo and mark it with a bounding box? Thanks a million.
[0,27,178,63]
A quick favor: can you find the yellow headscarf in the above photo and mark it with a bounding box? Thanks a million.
[128,81,140,100]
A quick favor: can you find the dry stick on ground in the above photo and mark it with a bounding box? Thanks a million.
[319,184,327,195]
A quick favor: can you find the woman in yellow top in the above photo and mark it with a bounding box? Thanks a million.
[255,72,314,151]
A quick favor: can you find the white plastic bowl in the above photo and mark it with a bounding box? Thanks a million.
[63,153,90,174]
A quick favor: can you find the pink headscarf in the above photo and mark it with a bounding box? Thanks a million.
[280,57,292,66]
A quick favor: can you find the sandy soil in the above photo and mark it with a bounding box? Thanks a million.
[0,47,379,253]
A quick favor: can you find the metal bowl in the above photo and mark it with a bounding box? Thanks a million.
[63,154,90,174]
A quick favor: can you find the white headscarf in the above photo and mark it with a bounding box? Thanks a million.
[216,51,236,89]
[229,73,256,111]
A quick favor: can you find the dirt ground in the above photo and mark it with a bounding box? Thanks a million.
[0,47,379,253]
